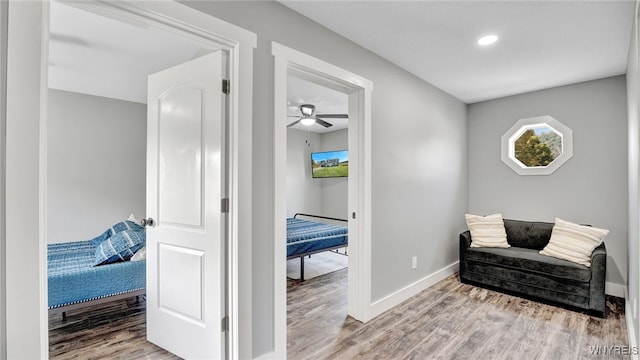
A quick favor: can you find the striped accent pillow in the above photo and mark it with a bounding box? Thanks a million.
[465,213,510,248]
[94,229,145,266]
[89,220,144,247]
[539,218,608,267]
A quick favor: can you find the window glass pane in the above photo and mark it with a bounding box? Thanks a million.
[513,125,562,168]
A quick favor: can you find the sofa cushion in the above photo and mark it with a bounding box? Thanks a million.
[465,213,510,248]
[503,219,553,250]
[465,246,591,282]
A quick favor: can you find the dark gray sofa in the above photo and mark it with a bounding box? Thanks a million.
[459,218,606,317]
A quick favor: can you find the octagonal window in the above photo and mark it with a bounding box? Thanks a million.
[513,124,562,168]
[501,116,573,175]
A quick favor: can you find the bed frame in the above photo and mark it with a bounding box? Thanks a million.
[287,213,348,281]
[49,289,145,321]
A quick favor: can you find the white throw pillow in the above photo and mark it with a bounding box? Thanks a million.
[539,218,608,267]
[465,213,510,248]
[128,213,140,225]
[131,246,147,262]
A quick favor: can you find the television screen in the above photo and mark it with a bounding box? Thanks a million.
[311,150,348,178]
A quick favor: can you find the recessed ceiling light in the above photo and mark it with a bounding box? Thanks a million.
[478,35,498,46]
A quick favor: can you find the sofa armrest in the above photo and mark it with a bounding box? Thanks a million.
[459,231,472,280]
[460,230,472,248]
[590,243,607,316]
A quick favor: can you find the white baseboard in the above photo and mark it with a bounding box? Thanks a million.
[253,351,279,360]
[369,261,459,320]
[607,282,626,298]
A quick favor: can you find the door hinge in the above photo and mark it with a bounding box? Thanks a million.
[352,212,356,219]
[221,198,230,213]
[222,79,230,95]
[222,316,229,332]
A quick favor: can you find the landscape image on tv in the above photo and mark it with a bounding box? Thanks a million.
[311,150,348,178]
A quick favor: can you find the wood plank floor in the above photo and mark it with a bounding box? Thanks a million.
[49,297,180,360]
[49,270,629,359]
[287,269,629,360]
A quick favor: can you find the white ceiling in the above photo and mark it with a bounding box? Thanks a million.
[49,0,635,125]
[280,0,635,104]
[48,1,206,104]
[49,1,349,133]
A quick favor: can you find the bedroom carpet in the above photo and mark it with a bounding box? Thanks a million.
[287,270,629,360]
[287,250,348,280]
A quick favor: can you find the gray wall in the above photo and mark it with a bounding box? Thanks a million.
[317,129,348,219]
[286,128,349,219]
[0,0,6,356]
[468,76,629,288]
[47,89,146,243]
[287,128,322,217]
[627,0,639,347]
[181,1,468,357]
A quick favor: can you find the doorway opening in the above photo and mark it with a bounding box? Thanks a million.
[41,1,255,359]
[46,1,219,357]
[285,73,351,354]
[272,42,373,358]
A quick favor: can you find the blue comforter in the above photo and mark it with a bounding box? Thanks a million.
[286,218,348,257]
[48,240,145,309]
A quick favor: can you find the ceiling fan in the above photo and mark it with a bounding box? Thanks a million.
[287,104,348,128]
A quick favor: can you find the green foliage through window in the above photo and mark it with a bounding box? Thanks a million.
[513,128,561,167]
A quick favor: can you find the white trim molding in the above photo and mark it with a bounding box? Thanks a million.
[370,262,459,319]
[5,1,48,358]
[606,282,627,298]
[272,41,373,359]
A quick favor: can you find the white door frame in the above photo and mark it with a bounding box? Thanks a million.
[4,1,256,358]
[271,42,373,359]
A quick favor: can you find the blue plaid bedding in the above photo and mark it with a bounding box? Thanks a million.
[48,240,145,309]
[286,218,348,257]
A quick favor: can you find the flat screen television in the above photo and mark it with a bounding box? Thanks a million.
[311,150,348,178]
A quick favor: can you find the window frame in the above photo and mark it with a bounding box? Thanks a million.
[500,115,573,175]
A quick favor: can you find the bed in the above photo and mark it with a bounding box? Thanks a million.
[287,213,348,281]
[48,226,146,319]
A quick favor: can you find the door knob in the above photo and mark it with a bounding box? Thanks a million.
[141,218,155,227]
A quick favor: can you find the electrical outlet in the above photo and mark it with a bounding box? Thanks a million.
[412,256,417,270]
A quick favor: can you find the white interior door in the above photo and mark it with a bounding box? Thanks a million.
[146,50,227,359]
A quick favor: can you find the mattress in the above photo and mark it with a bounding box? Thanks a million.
[48,240,145,309]
[286,218,348,257]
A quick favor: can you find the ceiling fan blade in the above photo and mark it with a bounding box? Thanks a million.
[315,118,333,128]
[315,113,348,119]
[287,115,300,117]
[287,118,302,127]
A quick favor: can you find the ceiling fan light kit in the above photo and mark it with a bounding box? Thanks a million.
[300,117,315,126]
[287,103,348,128]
